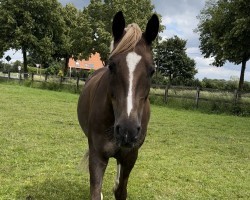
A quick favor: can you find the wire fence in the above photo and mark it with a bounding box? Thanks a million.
[151,84,250,109]
[1,71,250,111]
[0,71,86,90]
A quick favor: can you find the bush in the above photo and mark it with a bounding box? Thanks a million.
[28,66,46,74]
[11,60,23,72]
[45,66,60,75]
[243,82,250,91]
[0,62,11,73]
[200,78,250,92]
[152,71,168,85]
[224,80,238,91]
[70,68,89,79]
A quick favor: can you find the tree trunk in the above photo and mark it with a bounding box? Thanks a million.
[22,47,28,78]
[238,59,247,97]
[64,55,70,76]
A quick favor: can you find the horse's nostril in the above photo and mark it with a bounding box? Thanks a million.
[137,126,141,133]
[115,124,121,135]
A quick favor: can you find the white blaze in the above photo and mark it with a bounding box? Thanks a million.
[126,52,141,117]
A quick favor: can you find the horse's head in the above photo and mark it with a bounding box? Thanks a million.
[108,11,159,148]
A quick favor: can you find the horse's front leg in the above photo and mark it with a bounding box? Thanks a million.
[89,147,108,200]
[114,150,138,200]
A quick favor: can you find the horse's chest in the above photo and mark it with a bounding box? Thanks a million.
[102,141,119,157]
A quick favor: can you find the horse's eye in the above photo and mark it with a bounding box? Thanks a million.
[149,66,155,77]
[111,91,116,100]
[108,61,116,74]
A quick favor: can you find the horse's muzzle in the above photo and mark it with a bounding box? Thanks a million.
[115,123,141,148]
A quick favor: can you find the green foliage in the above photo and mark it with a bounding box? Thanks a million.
[155,36,197,85]
[0,0,163,74]
[0,60,22,73]
[201,77,250,91]
[0,60,23,73]
[57,4,93,72]
[27,66,46,74]
[57,70,64,77]
[151,71,168,85]
[12,60,23,72]
[69,69,93,80]
[197,0,250,91]
[201,78,238,91]
[88,69,95,76]
[0,61,11,73]
[0,0,66,73]
[45,61,63,76]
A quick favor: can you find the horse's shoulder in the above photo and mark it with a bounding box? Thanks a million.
[85,67,108,84]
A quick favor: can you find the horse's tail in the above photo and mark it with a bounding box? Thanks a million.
[84,149,89,171]
[78,149,89,173]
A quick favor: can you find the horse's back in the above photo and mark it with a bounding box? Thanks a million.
[77,67,108,136]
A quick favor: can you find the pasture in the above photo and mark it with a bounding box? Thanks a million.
[0,83,250,199]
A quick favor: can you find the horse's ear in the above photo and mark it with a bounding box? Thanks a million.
[112,11,125,42]
[145,14,159,44]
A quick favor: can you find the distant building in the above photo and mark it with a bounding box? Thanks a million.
[69,53,103,71]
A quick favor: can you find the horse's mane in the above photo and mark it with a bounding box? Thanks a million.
[109,23,142,58]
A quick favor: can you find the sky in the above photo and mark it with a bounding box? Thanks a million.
[2,0,250,81]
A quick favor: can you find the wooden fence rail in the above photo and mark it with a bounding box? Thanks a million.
[152,85,250,108]
[0,71,86,90]
[1,72,250,108]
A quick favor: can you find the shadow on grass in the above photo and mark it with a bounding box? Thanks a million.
[16,178,89,200]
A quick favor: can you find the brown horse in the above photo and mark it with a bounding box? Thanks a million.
[77,11,159,200]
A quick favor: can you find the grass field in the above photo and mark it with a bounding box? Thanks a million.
[0,83,250,199]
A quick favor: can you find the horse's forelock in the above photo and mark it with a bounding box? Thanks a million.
[109,23,142,58]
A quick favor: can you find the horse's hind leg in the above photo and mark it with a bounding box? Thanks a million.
[114,150,138,200]
[89,147,108,200]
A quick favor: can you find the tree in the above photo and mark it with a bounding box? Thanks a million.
[155,36,197,85]
[56,4,93,75]
[197,0,250,93]
[0,0,65,77]
[85,0,162,63]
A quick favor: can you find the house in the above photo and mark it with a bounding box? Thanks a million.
[68,53,103,71]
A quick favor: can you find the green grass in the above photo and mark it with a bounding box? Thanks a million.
[0,83,250,199]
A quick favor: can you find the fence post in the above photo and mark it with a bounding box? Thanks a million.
[76,75,80,90]
[31,72,34,81]
[8,71,10,79]
[195,87,200,108]
[234,89,238,105]
[19,71,22,84]
[45,74,48,82]
[60,76,63,84]
[164,85,169,103]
